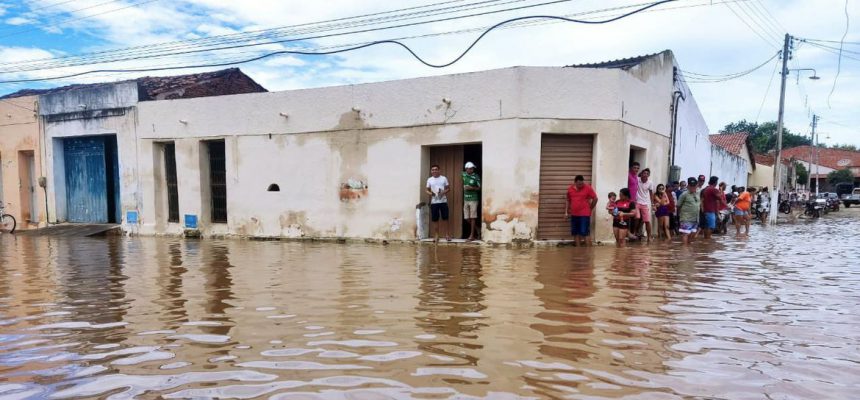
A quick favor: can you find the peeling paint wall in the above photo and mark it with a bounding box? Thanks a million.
[0,95,47,229]
[135,63,692,243]
[40,82,140,225]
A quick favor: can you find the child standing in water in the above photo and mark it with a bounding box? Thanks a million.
[654,183,672,240]
[612,188,638,247]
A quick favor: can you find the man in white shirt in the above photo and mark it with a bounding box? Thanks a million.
[636,168,655,243]
[425,164,451,241]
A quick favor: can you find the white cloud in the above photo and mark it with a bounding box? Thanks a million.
[1,0,858,145]
[5,16,33,25]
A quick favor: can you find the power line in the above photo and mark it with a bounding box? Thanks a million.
[723,1,780,48]
[679,51,779,83]
[734,1,781,42]
[0,0,160,40]
[828,0,850,109]
[0,0,558,73]
[0,0,680,84]
[749,0,786,35]
[755,53,780,122]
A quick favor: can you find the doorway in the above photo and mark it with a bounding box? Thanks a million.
[18,151,38,223]
[63,135,121,223]
[629,146,646,170]
[426,143,483,240]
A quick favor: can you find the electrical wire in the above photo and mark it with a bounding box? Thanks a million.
[803,41,860,62]
[0,0,539,73]
[0,0,679,84]
[0,0,161,40]
[678,51,779,83]
[723,1,780,49]
[828,0,850,109]
[734,1,781,43]
[754,52,780,122]
[753,0,786,33]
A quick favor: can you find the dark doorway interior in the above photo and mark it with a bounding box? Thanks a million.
[427,143,483,240]
[208,140,227,223]
[163,143,179,223]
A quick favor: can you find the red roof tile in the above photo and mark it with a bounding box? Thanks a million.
[782,146,860,170]
[709,132,749,156]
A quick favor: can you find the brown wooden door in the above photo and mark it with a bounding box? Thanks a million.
[428,145,464,239]
[537,134,594,240]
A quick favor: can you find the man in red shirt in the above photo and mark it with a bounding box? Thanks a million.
[701,176,725,239]
[564,175,598,246]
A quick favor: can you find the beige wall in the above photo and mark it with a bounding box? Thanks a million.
[0,96,47,229]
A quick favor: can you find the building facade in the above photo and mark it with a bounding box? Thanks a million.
[133,51,710,243]
[708,132,754,187]
[0,95,46,229]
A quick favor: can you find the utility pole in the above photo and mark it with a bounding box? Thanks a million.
[769,33,791,225]
[809,114,819,195]
[814,115,821,196]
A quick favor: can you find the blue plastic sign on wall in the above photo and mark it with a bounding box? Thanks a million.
[184,214,198,229]
[126,210,139,224]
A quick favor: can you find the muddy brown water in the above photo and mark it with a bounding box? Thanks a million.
[1,211,858,399]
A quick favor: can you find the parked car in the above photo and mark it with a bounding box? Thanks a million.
[842,188,860,208]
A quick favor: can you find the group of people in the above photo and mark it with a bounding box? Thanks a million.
[425,162,481,242]
[565,161,767,247]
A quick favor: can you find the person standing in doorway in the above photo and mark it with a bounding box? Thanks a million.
[677,177,701,245]
[462,162,481,241]
[627,162,640,240]
[701,176,724,240]
[426,165,450,242]
[636,168,655,243]
[564,175,597,246]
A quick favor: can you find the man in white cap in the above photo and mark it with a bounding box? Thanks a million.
[462,161,481,241]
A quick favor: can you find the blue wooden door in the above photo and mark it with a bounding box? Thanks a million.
[64,137,108,223]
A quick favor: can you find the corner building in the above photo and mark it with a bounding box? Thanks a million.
[135,51,711,243]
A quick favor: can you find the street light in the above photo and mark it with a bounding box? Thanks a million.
[790,68,820,83]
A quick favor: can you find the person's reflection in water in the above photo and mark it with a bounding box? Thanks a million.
[524,247,597,395]
[414,245,487,367]
[154,240,188,330]
[199,242,235,337]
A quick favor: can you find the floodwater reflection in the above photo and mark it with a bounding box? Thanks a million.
[0,212,859,398]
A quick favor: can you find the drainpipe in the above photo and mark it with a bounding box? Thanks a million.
[669,91,686,182]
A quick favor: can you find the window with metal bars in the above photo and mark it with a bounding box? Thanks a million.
[163,143,179,223]
[208,140,227,223]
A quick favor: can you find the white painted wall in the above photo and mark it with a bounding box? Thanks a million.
[710,145,748,187]
[133,61,688,243]
[671,70,711,182]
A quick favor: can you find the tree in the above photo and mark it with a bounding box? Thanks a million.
[719,120,811,154]
[831,143,859,152]
[794,162,808,185]
[827,168,855,186]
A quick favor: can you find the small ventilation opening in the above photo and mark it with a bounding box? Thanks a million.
[267,183,280,192]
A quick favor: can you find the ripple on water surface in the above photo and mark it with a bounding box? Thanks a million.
[0,214,859,399]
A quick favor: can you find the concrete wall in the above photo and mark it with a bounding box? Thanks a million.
[709,145,748,187]
[135,65,677,243]
[0,96,47,229]
[40,82,141,223]
[671,73,711,182]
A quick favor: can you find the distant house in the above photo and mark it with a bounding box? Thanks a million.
[781,146,860,191]
[708,132,755,187]
[0,69,266,229]
[750,153,792,191]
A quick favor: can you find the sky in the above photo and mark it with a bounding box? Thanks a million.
[0,0,857,146]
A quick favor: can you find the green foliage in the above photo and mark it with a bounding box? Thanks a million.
[720,119,812,154]
[794,162,808,185]
[827,168,855,185]
[830,143,859,152]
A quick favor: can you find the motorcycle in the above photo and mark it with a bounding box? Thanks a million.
[778,199,792,214]
[804,200,824,218]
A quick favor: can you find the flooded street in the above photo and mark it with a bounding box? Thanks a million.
[1,211,858,399]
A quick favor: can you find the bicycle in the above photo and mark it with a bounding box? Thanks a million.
[1,202,16,234]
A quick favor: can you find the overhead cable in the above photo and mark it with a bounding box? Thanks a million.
[0,0,679,84]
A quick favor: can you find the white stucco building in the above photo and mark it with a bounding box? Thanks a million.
[132,51,711,243]
[708,132,754,187]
